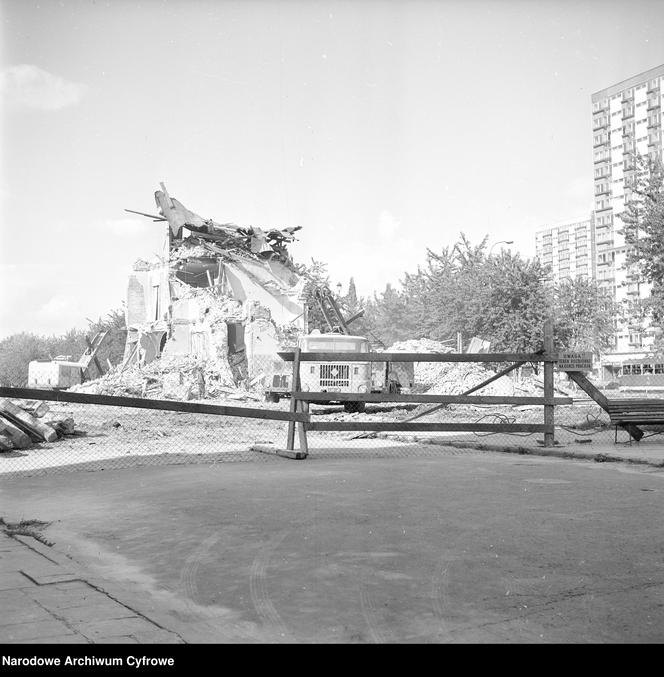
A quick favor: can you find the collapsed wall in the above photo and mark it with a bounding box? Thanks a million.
[75,189,307,400]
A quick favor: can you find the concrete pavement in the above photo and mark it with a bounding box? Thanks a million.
[2,450,664,643]
[378,432,664,469]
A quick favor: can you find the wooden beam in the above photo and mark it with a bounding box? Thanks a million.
[84,335,104,378]
[293,392,572,405]
[566,370,643,442]
[404,361,528,423]
[9,399,50,418]
[286,348,302,450]
[278,351,553,363]
[308,422,547,433]
[0,388,307,423]
[543,319,555,447]
[0,399,58,442]
[0,416,33,449]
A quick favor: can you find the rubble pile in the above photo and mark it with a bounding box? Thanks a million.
[71,351,261,402]
[386,338,560,396]
[386,339,454,385]
[0,399,81,452]
[425,362,515,396]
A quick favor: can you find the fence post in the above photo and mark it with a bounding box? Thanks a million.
[543,318,555,447]
[286,347,302,451]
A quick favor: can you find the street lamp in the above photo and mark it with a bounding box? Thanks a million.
[489,240,514,256]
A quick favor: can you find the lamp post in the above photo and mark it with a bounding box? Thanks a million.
[489,240,514,256]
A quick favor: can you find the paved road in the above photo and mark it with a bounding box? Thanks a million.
[2,450,664,643]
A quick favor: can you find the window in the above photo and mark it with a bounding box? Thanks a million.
[643,364,654,374]
[655,364,664,374]
[623,365,632,375]
[632,364,642,375]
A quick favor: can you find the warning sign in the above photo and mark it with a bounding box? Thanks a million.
[557,351,593,372]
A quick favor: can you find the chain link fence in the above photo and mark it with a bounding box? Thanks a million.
[0,385,652,479]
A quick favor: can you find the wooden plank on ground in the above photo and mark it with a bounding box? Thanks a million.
[278,351,553,363]
[0,416,33,449]
[307,422,547,433]
[0,400,58,442]
[251,444,307,460]
[292,392,573,405]
[0,388,307,423]
[9,400,50,418]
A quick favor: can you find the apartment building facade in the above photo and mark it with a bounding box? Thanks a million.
[536,65,664,379]
[534,216,596,284]
[592,65,664,359]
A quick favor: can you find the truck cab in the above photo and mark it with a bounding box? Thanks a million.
[298,332,370,412]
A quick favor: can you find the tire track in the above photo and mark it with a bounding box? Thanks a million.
[179,533,221,616]
[249,530,294,641]
[359,578,389,644]
[430,558,453,641]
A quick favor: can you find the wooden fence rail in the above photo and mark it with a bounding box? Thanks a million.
[281,319,559,455]
[0,387,307,423]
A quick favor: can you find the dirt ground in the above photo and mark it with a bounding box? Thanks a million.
[0,395,629,478]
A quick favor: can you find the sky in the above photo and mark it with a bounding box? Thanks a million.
[1,0,663,339]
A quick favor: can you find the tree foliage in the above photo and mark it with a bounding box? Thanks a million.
[621,153,664,323]
[0,309,127,387]
[357,234,616,353]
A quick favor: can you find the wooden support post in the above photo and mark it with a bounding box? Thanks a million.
[297,400,309,457]
[85,336,103,378]
[543,318,555,447]
[286,348,302,451]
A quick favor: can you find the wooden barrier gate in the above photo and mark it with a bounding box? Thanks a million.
[280,320,571,456]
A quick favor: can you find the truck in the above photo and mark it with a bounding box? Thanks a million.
[264,286,413,411]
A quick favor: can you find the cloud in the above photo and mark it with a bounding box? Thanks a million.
[0,64,86,111]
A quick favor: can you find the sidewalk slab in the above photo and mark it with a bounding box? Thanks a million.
[0,532,185,644]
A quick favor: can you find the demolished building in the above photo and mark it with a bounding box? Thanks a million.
[120,184,306,398]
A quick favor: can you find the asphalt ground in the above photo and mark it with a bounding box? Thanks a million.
[2,449,664,643]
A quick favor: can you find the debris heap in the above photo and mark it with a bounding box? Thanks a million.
[0,399,80,452]
[99,184,309,401]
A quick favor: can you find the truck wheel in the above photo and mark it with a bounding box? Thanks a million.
[344,401,365,413]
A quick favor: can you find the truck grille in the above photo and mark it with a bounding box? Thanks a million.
[320,364,350,388]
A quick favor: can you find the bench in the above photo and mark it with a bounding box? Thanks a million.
[564,371,664,443]
[605,399,664,443]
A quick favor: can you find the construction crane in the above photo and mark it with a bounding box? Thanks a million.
[311,286,365,335]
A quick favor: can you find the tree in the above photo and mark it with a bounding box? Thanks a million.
[0,308,127,387]
[297,259,332,332]
[621,153,664,322]
[359,233,615,355]
[552,277,617,355]
[0,333,50,386]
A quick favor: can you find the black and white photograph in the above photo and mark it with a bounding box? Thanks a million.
[1,0,664,649]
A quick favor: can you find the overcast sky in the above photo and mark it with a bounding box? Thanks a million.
[1,0,663,339]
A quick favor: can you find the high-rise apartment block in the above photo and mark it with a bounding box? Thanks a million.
[535,64,664,365]
[534,217,596,284]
